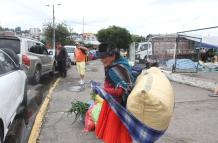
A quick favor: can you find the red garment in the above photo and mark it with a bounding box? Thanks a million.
[95,80,132,143]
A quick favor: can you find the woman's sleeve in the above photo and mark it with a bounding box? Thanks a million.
[103,81,123,97]
[107,68,129,90]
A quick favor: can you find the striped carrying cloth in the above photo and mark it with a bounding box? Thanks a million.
[91,83,165,143]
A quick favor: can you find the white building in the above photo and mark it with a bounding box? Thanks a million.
[29,28,41,37]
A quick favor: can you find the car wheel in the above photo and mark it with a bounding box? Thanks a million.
[33,66,41,84]
[0,127,3,143]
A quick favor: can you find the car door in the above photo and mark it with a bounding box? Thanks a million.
[41,46,53,72]
[28,42,48,73]
[0,50,23,127]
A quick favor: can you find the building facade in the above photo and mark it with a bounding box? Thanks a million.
[29,28,41,38]
[149,34,195,60]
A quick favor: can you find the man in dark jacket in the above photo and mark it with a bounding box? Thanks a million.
[55,42,67,77]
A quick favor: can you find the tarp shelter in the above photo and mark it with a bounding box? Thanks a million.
[196,42,218,49]
[181,34,218,49]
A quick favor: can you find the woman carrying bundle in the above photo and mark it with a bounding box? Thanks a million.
[95,43,134,143]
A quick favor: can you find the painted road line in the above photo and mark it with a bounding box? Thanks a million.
[28,78,60,143]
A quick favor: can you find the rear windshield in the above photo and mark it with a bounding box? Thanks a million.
[0,38,20,54]
[65,47,75,53]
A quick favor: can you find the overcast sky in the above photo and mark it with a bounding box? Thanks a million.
[1,0,218,36]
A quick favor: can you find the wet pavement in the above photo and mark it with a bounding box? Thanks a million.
[38,61,104,143]
[4,74,58,143]
[39,60,218,143]
[6,61,218,143]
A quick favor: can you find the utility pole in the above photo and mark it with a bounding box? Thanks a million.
[52,4,55,50]
[46,4,61,50]
[82,17,84,35]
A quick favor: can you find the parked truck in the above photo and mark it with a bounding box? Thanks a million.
[135,42,152,63]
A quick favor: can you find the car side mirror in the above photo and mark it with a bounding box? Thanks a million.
[49,51,53,55]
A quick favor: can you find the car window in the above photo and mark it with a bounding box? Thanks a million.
[140,44,148,51]
[41,46,48,55]
[0,38,20,54]
[0,51,16,75]
[28,41,37,53]
[29,42,45,55]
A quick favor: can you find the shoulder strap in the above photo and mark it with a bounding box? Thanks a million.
[107,64,134,107]
[106,64,133,92]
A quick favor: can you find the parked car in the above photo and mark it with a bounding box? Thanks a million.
[0,35,55,84]
[64,45,76,65]
[0,49,27,143]
[47,48,71,69]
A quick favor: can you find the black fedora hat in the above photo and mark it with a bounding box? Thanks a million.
[96,42,118,58]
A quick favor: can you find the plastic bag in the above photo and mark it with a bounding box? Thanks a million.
[91,103,102,125]
[95,94,104,103]
[83,106,95,132]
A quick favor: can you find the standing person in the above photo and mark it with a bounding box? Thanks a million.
[55,42,67,77]
[95,43,134,143]
[74,42,88,85]
[200,48,207,62]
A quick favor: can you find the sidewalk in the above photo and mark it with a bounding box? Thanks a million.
[38,60,104,143]
[37,61,218,143]
[163,71,218,91]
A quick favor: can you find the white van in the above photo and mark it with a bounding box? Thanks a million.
[64,45,76,65]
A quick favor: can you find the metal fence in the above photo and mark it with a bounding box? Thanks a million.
[176,26,218,73]
[129,27,218,73]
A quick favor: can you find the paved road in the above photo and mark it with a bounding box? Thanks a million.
[157,82,218,143]
[38,60,218,143]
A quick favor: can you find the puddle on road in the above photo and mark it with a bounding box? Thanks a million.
[4,75,57,143]
[66,80,93,92]
[86,67,98,72]
[68,85,86,92]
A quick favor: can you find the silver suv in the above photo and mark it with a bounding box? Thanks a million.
[0,36,55,84]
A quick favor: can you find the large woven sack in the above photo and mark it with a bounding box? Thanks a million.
[127,67,174,131]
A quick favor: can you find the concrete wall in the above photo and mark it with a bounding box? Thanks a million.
[151,36,193,60]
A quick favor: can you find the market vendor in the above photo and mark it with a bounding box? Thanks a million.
[95,43,134,143]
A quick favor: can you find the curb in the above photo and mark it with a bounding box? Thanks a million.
[28,78,60,143]
[162,71,217,91]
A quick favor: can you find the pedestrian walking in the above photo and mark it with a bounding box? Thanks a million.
[95,43,134,143]
[55,42,67,77]
[74,42,88,85]
[200,48,207,62]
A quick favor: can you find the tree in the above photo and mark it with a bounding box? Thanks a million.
[97,26,132,50]
[0,26,14,32]
[43,22,72,46]
[131,34,145,43]
[15,27,21,34]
